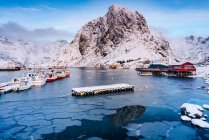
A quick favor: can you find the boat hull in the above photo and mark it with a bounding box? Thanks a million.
[32,80,46,86]
[46,78,57,82]
[56,76,65,79]
[65,73,70,77]
[16,85,31,92]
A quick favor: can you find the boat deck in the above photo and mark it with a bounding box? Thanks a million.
[72,83,134,96]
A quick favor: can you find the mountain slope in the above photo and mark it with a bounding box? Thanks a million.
[170,35,209,64]
[57,5,174,67]
[0,36,69,67]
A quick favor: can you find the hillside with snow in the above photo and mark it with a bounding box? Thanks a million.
[57,5,175,67]
[0,36,69,67]
[169,36,209,65]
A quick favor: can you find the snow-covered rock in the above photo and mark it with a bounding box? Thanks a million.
[181,115,191,121]
[200,117,207,121]
[181,103,203,118]
[180,103,209,129]
[203,104,209,110]
[57,5,175,67]
[191,119,209,128]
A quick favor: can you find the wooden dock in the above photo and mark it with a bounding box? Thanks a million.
[72,83,134,96]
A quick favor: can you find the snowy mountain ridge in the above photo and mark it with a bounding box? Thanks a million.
[0,5,208,68]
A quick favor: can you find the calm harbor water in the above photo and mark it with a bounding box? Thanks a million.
[0,68,209,140]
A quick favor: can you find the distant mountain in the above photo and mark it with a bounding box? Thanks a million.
[57,5,175,67]
[0,36,69,67]
[169,35,209,65]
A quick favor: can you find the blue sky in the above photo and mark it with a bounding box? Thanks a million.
[0,0,209,42]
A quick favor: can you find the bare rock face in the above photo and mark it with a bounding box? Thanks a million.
[58,5,173,66]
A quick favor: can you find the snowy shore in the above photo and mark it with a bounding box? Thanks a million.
[195,65,209,78]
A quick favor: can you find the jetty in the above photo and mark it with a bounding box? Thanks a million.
[72,83,134,96]
[136,62,196,77]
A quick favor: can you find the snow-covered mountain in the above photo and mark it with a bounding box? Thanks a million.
[57,5,175,67]
[170,35,209,65]
[0,36,69,67]
[1,5,208,68]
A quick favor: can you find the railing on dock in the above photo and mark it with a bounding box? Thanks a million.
[72,83,134,96]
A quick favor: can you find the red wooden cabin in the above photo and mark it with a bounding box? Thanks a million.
[168,62,196,77]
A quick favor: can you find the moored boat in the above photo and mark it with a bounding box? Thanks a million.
[0,82,9,88]
[46,72,57,82]
[56,71,66,79]
[31,76,46,86]
[16,81,32,92]
[26,72,46,86]
[0,83,20,94]
[65,70,70,77]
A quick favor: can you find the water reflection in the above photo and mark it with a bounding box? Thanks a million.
[41,105,146,139]
[41,105,180,139]
[108,105,146,127]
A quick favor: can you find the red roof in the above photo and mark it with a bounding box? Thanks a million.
[181,62,194,66]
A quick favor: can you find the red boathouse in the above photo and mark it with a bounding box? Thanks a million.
[136,62,196,77]
[168,62,196,77]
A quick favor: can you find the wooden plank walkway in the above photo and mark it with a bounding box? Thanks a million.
[72,83,134,96]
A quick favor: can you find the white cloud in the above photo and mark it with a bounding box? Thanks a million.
[0,22,73,43]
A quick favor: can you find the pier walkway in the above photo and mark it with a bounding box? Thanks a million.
[72,83,134,96]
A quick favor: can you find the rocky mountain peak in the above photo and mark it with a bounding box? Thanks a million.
[58,5,173,66]
[106,5,149,34]
[75,5,151,57]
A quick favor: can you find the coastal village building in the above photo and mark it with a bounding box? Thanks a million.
[136,62,196,77]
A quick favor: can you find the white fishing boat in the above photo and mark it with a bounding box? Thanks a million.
[26,72,46,86]
[0,78,23,93]
[31,76,46,86]
[16,81,32,92]
[0,83,20,94]
[0,82,9,88]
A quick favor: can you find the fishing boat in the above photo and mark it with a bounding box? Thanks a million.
[0,83,20,94]
[26,73,46,86]
[0,82,9,88]
[46,72,57,82]
[31,76,46,86]
[16,80,32,92]
[65,70,70,77]
[56,71,66,79]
